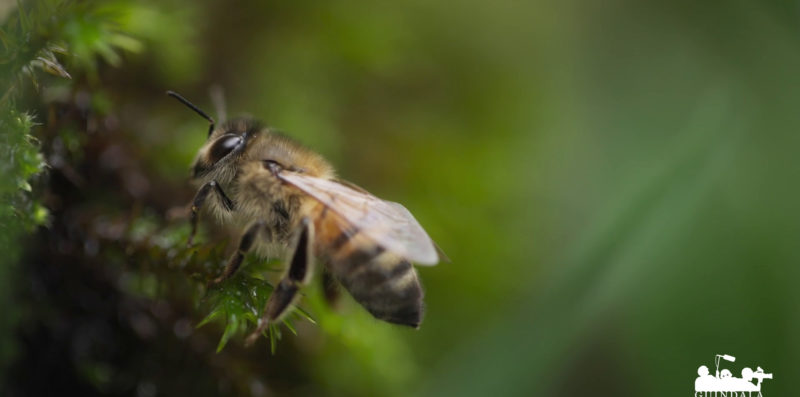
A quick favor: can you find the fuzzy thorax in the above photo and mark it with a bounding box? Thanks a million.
[191,119,335,245]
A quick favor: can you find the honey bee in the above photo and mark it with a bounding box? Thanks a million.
[166,91,444,344]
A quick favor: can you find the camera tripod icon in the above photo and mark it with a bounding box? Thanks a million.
[694,354,772,397]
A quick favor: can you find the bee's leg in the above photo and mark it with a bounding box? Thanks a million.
[187,180,234,247]
[246,218,314,346]
[208,220,268,287]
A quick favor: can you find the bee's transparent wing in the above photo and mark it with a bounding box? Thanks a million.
[278,172,440,265]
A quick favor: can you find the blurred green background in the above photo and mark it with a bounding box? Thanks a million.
[2,0,799,396]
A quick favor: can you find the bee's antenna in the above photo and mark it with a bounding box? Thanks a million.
[166,90,215,137]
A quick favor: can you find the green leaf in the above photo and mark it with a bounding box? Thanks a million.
[107,33,142,53]
[282,319,297,336]
[268,324,277,354]
[35,56,72,79]
[17,179,31,192]
[16,1,30,32]
[196,306,224,329]
[216,313,243,353]
[293,306,317,324]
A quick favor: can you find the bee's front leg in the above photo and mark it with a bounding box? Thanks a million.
[246,217,314,346]
[207,220,268,287]
[187,180,234,247]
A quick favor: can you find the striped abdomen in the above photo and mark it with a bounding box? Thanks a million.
[312,203,424,327]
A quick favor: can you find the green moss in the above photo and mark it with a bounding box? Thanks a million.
[0,0,142,381]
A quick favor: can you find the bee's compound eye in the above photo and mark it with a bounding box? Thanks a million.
[209,134,243,164]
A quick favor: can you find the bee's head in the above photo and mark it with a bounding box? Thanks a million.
[166,91,262,183]
[191,118,263,181]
